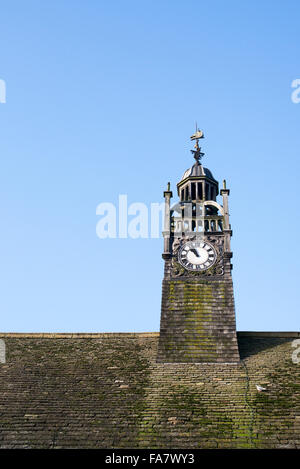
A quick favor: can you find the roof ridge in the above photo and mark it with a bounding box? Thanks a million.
[0,332,160,338]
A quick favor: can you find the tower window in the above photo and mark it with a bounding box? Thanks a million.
[205,183,209,200]
[191,183,196,200]
[185,187,189,201]
[198,182,202,199]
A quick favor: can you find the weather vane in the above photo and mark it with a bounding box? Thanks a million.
[190,123,204,163]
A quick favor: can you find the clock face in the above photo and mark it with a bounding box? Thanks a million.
[178,241,217,271]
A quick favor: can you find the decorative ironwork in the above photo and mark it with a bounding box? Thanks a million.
[190,124,205,163]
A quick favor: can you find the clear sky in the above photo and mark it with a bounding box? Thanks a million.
[0,0,299,332]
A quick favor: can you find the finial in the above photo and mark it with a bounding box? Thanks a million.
[167,182,170,191]
[190,125,204,163]
[223,179,226,189]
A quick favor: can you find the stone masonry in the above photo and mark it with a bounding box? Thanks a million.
[157,253,240,363]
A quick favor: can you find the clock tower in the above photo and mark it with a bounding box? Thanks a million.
[157,129,240,363]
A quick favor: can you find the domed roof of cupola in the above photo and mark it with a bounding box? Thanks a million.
[180,162,216,183]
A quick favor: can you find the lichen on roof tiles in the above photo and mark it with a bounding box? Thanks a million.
[0,334,299,449]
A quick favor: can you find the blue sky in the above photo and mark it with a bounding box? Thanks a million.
[0,0,299,332]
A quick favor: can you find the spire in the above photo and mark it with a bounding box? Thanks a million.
[190,124,205,164]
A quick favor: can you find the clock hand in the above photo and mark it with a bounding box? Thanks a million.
[190,248,200,257]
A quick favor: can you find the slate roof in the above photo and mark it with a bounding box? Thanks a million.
[0,332,299,449]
